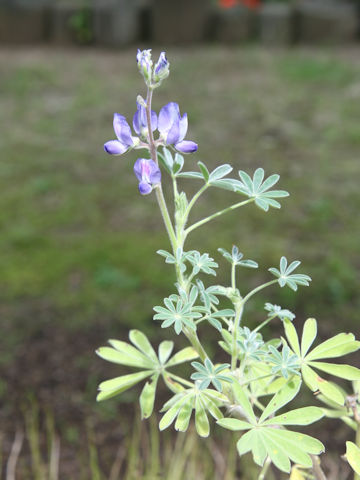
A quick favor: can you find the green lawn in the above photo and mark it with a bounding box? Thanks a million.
[0,45,359,478]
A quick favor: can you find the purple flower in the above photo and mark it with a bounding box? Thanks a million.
[134,158,161,195]
[136,49,153,85]
[104,114,137,155]
[158,102,198,154]
[154,52,169,83]
[133,101,157,137]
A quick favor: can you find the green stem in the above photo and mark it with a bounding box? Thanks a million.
[231,302,244,371]
[184,183,209,221]
[185,328,207,362]
[242,280,278,306]
[253,314,277,334]
[145,89,207,361]
[231,263,236,290]
[145,89,177,252]
[185,198,254,236]
[258,456,271,480]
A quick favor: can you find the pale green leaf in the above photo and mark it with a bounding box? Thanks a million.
[309,361,360,380]
[231,382,257,424]
[139,375,159,419]
[166,347,199,367]
[262,429,291,472]
[263,407,323,426]
[259,376,301,422]
[97,371,151,401]
[301,318,317,357]
[159,398,185,430]
[265,429,313,468]
[162,372,185,394]
[129,330,158,363]
[217,418,252,431]
[346,441,360,475]
[306,333,360,361]
[195,397,210,437]
[237,430,256,457]
[302,364,345,405]
[174,397,194,432]
[158,341,174,365]
[96,345,149,368]
[284,319,301,357]
[267,429,324,455]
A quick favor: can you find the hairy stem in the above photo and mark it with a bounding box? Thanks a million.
[258,456,271,480]
[231,302,244,371]
[242,280,278,306]
[185,198,254,236]
[145,88,207,361]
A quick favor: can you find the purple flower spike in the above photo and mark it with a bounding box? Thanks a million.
[134,158,161,195]
[158,102,198,154]
[154,52,170,82]
[133,101,157,137]
[104,113,135,156]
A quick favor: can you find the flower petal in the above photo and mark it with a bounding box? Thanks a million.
[138,181,152,195]
[158,102,180,134]
[104,140,128,155]
[178,113,188,142]
[166,120,180,145]
[113,113,133,146]
[175,140,198,154]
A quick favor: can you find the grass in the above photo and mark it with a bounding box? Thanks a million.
[0,45,359,477]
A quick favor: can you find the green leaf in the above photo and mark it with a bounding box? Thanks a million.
[166,347,199,367]
[237,430,255,457]
[284,319,301,357]
[262,429,291,472]
[301,364,345,405]
[209,164,233,182]
[195,396,210,437]
[129,330,158,363]
[305,333,360,361]
[97,371,151,401]
[175,397,195,432]
[259,376,301,422]
[231,382,257,424]
[301,318,317,357]
[309,361,360,380]
[96,345,149,369]
[159,397,186,430]
[197,161,210,182]
[216,418,252,431]
[265,429,314,469]
[158,341,174,365]
[346,441,360,475]
[139,374,159,419]
[263,407,323,426]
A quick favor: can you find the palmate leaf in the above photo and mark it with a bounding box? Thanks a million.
[96,330,199,413]
[269,256,311,291]
[218,245,258,269]
[283,318,360,405]
[218,377,324,473]
[153,293,201,334]
[191,358,233,392]
[233,168,289,211]
[160,388,228,437]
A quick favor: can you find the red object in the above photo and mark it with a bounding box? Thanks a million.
[219,0,238,8]
[219,0,260,9]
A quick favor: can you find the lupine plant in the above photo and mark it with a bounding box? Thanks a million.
[97,50,360,479]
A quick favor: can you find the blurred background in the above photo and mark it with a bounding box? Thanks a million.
[0,0,360,478]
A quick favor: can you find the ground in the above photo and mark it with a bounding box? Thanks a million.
[0,45,359,479]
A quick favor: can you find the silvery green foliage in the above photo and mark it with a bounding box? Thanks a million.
[97,50,360,478]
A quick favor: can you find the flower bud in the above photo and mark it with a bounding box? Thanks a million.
[153,52,170,84]
[136,49,153,85]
